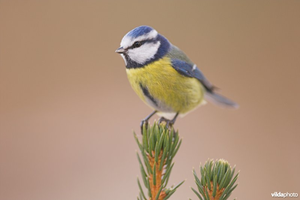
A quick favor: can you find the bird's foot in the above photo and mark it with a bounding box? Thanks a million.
[140,110,158,135]
[159,117,174,129]
[140,120,148,135]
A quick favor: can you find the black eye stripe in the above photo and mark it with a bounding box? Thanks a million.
[128,39,156,50]
[133,41,142,48]
[126,39,155,50]
[130,41,144,49]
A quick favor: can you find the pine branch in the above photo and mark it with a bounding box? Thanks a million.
[134,122,184,200]
[191,159,239,200]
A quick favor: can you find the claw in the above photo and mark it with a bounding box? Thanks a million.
[159,113,179,129]
[158,117,173,129]
[140,110,157,135]
[159,117,167,124]
[140,120,148,135]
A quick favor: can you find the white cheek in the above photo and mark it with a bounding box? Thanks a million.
[120,54,127,65]
[128,41,161,64]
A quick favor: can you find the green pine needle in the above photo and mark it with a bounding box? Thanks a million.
[135,122,184,200]
[191,159,239,200]
[137,178,146,200]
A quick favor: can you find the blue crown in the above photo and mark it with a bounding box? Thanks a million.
[127,26,154,38]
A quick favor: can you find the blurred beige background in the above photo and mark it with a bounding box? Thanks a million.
[1,1,299,200]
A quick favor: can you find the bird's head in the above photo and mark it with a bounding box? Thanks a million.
[116,26,170,68]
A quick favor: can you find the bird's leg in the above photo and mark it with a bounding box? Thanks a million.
[169,112,179,127]
[159,112,179,129]
[166,112,179,128]
[140,110,157,135]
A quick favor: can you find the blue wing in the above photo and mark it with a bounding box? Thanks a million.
[171,59,215,92]
[171,58,239,108]
[166,45,238,108]
[165,45,215,92]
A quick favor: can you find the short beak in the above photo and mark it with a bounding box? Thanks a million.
[115,47,125,54]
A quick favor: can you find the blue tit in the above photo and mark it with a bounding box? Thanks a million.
[115,25,238,131]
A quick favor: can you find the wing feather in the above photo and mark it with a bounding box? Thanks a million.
[167,45,214,92]
[166,45,239,108]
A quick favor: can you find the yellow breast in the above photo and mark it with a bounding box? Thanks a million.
[126,57,205,113]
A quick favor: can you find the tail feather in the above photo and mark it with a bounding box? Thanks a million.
[205,92,239,109]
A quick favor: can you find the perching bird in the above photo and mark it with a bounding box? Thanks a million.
[116,26,238,132]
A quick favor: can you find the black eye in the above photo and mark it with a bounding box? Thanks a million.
[132,41,142,48]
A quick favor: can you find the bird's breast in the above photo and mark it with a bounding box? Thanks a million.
[126,57,205,113]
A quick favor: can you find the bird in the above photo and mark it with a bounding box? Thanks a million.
[115,25,238,132]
